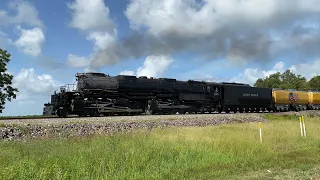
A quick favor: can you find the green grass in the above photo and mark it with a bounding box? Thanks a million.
[0,115,54,120]
[1,115,320,179]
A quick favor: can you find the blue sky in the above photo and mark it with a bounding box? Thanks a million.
[0,0,320,116]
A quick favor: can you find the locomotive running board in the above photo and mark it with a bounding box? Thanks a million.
[99,106,143,113]
[85,106,143,113]
[157,104,191,109]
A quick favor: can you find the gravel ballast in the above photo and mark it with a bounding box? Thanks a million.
[0,114,270,141]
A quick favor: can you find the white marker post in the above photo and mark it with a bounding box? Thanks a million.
[259,122,262,144]
[299,117,303,137]
[302,116,307,137]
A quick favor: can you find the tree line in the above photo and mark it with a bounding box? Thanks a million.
[254,69,320,91]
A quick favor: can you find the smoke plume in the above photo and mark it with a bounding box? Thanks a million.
[67,0,320,71]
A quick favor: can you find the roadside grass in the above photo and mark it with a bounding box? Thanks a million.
[0,115,53,120]
[1,115,320,179]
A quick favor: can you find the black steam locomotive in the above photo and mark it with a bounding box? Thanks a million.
[43,72,274,117]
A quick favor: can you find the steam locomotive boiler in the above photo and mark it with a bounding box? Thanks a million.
[43,72,276,117]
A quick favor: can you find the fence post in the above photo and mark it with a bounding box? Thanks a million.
[259,122,262,144]
[299,117,303,137]
[302,116,306,137]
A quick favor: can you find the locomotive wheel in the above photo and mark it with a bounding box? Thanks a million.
[90,109,100,117]
[57,108,68,118]
[132,101,144,111]
[178,109,186,114]
[56,109,60,117]
[146,110,155,115]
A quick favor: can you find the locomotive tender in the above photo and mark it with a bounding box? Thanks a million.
[43,72,317,117]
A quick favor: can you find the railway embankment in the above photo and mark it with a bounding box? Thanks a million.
[1,111,319,141]
[0,113,267,141]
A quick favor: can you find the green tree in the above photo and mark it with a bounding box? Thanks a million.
[280,70,307,90]
[307,75,320,91]
[254,72,282,88]
[254,69,307,90]
[0,48,18,113]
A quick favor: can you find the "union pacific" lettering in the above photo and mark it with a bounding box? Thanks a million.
[243,93,259,97]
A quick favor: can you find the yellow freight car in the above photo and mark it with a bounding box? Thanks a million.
[308,91,320,105]
[272,90,309,105]
[308,91,320,109]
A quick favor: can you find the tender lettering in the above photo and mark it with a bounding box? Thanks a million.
[243,93,259,97]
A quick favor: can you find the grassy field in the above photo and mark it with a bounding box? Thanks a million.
[1,114,320,179]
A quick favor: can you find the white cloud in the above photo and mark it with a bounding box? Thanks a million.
[66,54,97,72]
[14,26,45,56]
[67,0,114,33]
[13,68,60,102]
[137,55,174,78]
[67,54,90,68]
[123,0,320,64]
[230,61,286,85]
[120,70,135,76]
[230,59,320,85]
[0,1,44,53]
[65,0,320,71]
[273,61,285,71]
[289,59,320,80]
[125,0,320,37]
[66,32,118,70]
[120,55,174,78]
[3,69,76,116]
[67,0,118,70]
[86,31,116,50]
[0,0,43,28]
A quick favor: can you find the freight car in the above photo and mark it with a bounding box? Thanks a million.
[43,72,276,117]
[272,89,309,112]
[308,92,320,110]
